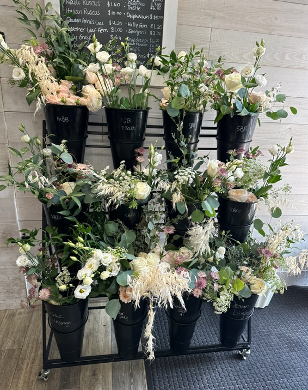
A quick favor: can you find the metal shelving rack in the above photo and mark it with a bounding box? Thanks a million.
[38,119,252,381]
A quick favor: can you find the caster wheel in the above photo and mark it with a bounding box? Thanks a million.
[38,369,50,381]
[238,348,250,360]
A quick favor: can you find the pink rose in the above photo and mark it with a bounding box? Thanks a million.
[248,91,267,105]
[60,80,73,89]
[65,97,76,106]
[46,95,62,105]
[58,92,69,99]
[78,97,88,106]
[119,286,133,303]
[163,226,175,234]
[59,85,69,94]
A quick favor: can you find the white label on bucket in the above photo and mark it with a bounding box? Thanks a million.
[51,214,63,220]
[118,311,128,321]
[230,207,241,213]
[236,125,247,132]
[57,116,69,123]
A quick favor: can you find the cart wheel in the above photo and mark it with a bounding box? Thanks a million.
[38,369,50,381]
[238,348,250,360]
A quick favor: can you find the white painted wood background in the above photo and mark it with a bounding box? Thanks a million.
[0,0,307,309]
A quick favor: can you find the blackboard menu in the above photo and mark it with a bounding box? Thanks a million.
[61,0,165,64]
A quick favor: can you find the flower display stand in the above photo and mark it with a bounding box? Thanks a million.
[38,119,252,381]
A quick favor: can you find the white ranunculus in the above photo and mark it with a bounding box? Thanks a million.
[131,256,149,274]
[21,135,30,143]
[233,168,244,179]
[12,67,25,81]
[100,271,110,280]
[146,253,160,267]
[255,74,267,87]
[138,65,148,77]
[268,145,279,156]
[74,285,91,299]
[62,182,76,195]
[86,88,103,112]
[42,148,52,157]
[85,63,100,73]
[127,52,137,62]
[77,268,92,280]
[102,63,114,74]
[87,42,102,54]
[153,152,163,167]
[240,65,254,78]
[121,67,135,76]
[224,73,243,93]
[199,83,208,93]
[96,50,110,63]
[253,47,266,57]
[207,160,220,177]
[216,247,225,259]
[135,182,151,200]
[161,86,171,99]
[16,254,31,267]
[82,84,95,99]
[154,56,162,67]
[177,51,187,59]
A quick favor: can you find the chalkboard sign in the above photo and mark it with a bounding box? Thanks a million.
[60,0,165,65]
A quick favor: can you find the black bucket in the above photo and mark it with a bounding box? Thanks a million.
[113,299,148,359]
[167,295,202,324]
[218,222,252,243]
[163,110,203,168]
[216,114,258,162]
[105,108,149,171]
[165,200,203,232]
[108,203,144,230]
[220,294,258,348]
[44,104,89,163]
[45,299,89,363]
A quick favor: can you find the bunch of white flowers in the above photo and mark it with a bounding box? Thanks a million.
[174,167,196,186]
[235,159,267,190]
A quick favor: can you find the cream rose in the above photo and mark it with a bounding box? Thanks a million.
[248,91,267,105]
[82,84,95,99]
[249,277,267,295]
[225,73,243,93]
[207,159,220,177]
[62,182,76,195]
[127,52,137,62]
[228,189,249,202]
[255,74,267,87]
[131,256,149,274]
[146,253,160,267]
[85,70,98,84]
[135,182,151,200]
[12,67,25,80]
[96,51,110,63]
[161,86,171,100]
[102,63,114,75]
[240,65,255,78]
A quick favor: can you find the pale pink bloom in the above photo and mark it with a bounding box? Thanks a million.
[175,255,185,264]
[46,95,62,105]
[136,156,145,163]
[68,95,79,102]
[78,97,88,106]
[76,163,89,170]
[20,300,29,309]
[59,85,69,94]
[213,282,219,291]
[164,226,175,234]
[115,77,121,87]
[192,288,202,298]
[65,97,77,106]
[115,65,121,71]
[176,267,189,277]
[58,92,69,99]
[119,286,133,303]
[217,168,227,176]
[210,271,219,280]
[60,80,73,89]
[27,274,38,287]
[197,271,207,278]
[196,277,207,289]
[227,182,236,190]
[38,288,50,300]
[160,98,168,108]
[46,193,54,200]
[213,178,222,187]
[236,148,246,154]
[262,249,272,258]
[137,147,146,154]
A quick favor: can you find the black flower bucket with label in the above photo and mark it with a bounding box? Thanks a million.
[113,299,148,359]
[216,114,258,162]
[220,294,258,348]
[162,110,203,169]
[105,108,149,171]
[108,203,145,230]
[45,299,88,363]
[167,295,202,353]
[44,104,89,163]
[217,198,256,243]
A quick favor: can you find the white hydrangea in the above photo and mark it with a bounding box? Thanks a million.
[174,167,195,186]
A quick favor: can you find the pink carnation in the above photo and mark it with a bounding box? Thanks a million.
[196,277,207,289]
[262,249,272,258]
[192,288,202,298]
[164,226,175,234]
[176,267,189,278]
[38,288,50,300]
[136,156,145,163]
[210,271,219,280]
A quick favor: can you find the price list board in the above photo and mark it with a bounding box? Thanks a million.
[61,0,165,64]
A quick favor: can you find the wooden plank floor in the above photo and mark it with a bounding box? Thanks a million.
[0,300,148,390]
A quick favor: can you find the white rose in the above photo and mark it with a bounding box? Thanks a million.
[84,258,100,272]
[62,182,76,196]
[154,56,162,67]
[83,276,93,285]
[86,88,102,112]
[127,52,137,62]
[12,67,25,81]
[82,84,95,99]
[240,65,254,78]
[225,73,243,93]
[74,285,91,299]
[100,271,110,280]
[199,83,208,93]
[146,253,160,267]
[177,51,187,59]
[255,74,267,87]
[96,51,110,63]
[268,145,279,156]
[135,182,151,200]
[253,47,266,57]
[249,277,267,295]
[16,254,31,267]
[233,168,244,179]
[77,268,92,280]
[85,63,100,73]
[138,65,148,77]
[102,63,114,74]
[153,152,163,167]
[87,42,102,54]
[42,148,52,157]
[121,67,135,76]
[161,86,171,99]
[131,257,149,274]
[21,135,30,143]
[228,189,249,202]
[207,159,220,177]
[216,247,225,259]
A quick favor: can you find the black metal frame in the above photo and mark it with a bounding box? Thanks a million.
[40,118,251,375]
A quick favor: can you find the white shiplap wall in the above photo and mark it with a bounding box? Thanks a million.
[0,0,307,309]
